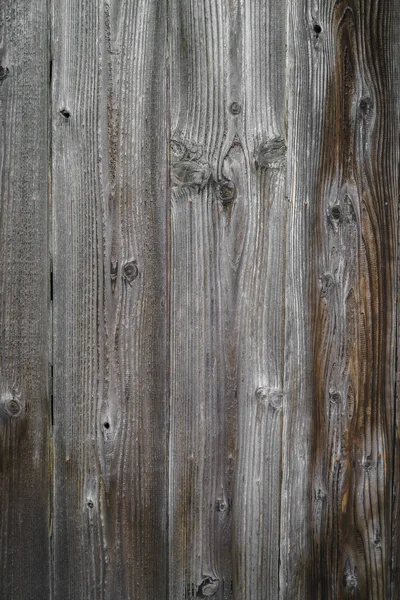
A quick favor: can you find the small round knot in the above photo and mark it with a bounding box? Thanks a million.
[255,386,268,402]
[230,101,242,115]
[87,500,94,509]
[313,23,322,35]
[198,578,219,597]
[215,180,236,206]
[215,499,227,512]
[5,397,22,417]
[123,261,139,285]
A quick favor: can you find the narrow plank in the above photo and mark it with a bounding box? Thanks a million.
[282,1,398,598]
[229,0,287,598]
[0,1,50,598]
[168,1,231,597]
[52,1,167,597]
[391,3,400,595]
[168,1,287,598]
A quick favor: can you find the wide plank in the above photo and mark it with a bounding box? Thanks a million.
[282,1,399,598]
[52,1,167,597]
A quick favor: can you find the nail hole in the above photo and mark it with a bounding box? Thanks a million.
[60,108,70,119]
[313,23,322,35]
[103,422,110,430]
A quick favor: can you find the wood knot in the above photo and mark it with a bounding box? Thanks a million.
[327,195,355,231]
[230,101,241,115]
[170,136,211,191]
[87,500,94,510]
[343,559,358,591]
[362,456,373,472]
[215,179,236,206]
[198,578,219,597]
[319,273,334,298]
[123,260,138,286]
[0,65,9,83]
[313,23,322,36]
[359,96,373,116]
[255,387,284,411]
[329,389,341,405]
[2,390,22,418]
[215,498,228,513]
[255,137,286,169]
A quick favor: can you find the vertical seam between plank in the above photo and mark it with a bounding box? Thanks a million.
[165,0,171,597]
[48,0,54,595]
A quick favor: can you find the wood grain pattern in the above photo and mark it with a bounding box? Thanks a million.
[51,0,167,597]
[168,1,287,598]
[1,0,398,597]
[0,1,50,598]
[282,1,399,598]
[168,2,228,597]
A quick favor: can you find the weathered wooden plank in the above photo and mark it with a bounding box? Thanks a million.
[168,2,231,598]
[229,1,287,598]
[52,0,167,597]
[390,4,400,596]
[168,0,287,598]
[282,1,398,598]
[0,1,50,598]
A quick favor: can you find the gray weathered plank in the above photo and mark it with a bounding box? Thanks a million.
[51,0,167,597]
[0,1,50,598]
[168,1,231,597]
[168,1,287,598]
[230,1,287,598]
[282,1,399,598]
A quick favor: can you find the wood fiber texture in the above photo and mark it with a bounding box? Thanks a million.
[0,0,399,598]
[51,0,167,598]
[0,1,51,599]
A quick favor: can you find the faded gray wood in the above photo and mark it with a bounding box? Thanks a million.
[168,1,287,598]
[0,1,51,599]
[168,1,229,597]
[0,0,398,598]
[51,0,167,598]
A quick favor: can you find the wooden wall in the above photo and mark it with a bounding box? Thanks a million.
[0,0,399,598]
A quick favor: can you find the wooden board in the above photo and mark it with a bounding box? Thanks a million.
[0,1,50,598]
[51,0,167,597]
[168,1,287,598]
[282,1,399,598]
